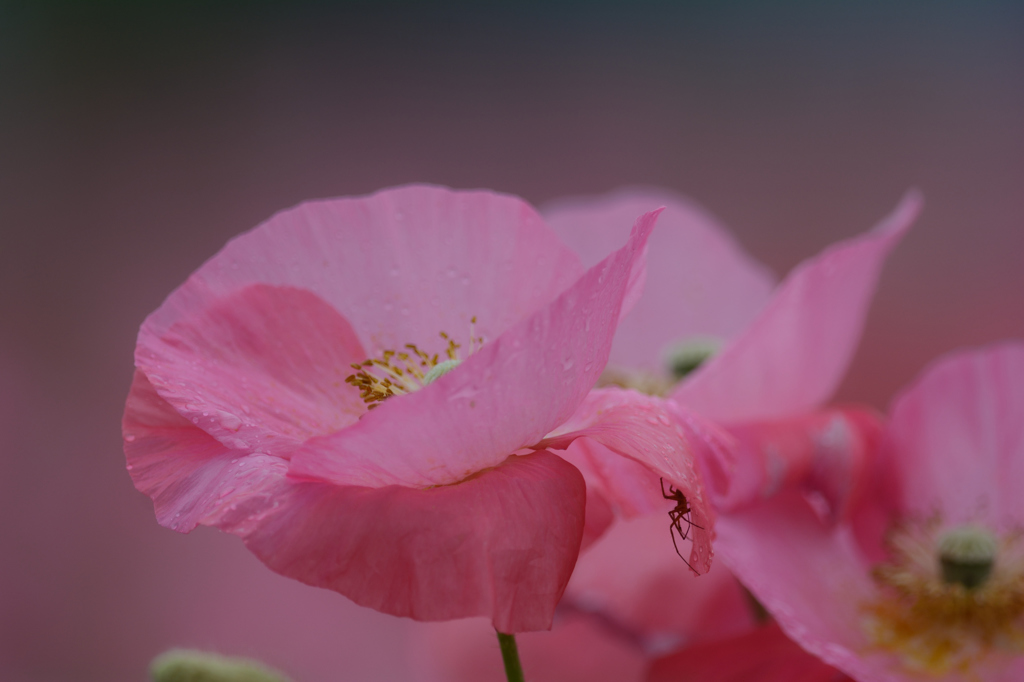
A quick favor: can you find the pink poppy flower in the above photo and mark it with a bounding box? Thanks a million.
[543,188,921,526]
[715,343,1024,681]
[122,184,722,634]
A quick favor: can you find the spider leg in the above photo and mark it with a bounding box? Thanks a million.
[668,518,696,573]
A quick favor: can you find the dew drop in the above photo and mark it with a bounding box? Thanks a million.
[217,411,243,431]
[124,434,136,442]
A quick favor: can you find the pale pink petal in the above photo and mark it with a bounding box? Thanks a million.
[648,622,853,682]
[290,211,660,488]
[887,342,1024,528]
[565,516,755,648]
[412,614,646,682]
[714,408,884,523]
[537,388,730,574]
[543,188,776,375]
[241,451,585,633]
[714,492,904,682]
[137,284,367,457]
[123,369,289,533]
[672,192,922,423]
[144,185,584,358]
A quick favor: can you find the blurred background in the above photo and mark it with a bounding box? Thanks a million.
[1,1,1021,680]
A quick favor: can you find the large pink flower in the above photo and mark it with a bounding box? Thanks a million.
[715,343,1024,681]
[543,188,921,524]
[122,184,723,634]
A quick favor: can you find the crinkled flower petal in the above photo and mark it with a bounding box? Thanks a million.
[542,187,776,375]
[144,184,585,356]
[672,192,921,424]
[536,388,730,574]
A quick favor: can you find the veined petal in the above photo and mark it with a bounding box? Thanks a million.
[240,451,585,633]
[543,188,776,376]
[123,369,289,533]
[536,388,729,574]
[289,211,661,488]
[143,185,584,358]
[672,192,922,423]
[137,284,368,457]
[714,492,890,682]
[887,342,1024,528]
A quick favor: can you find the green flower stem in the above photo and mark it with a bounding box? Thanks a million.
[496,631,525,682]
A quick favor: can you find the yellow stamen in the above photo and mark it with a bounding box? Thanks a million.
[863,519,1024,676]
[345,322,482,409]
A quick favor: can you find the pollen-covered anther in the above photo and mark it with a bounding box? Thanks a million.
[345,319,483,408]
[863,519,1024,676]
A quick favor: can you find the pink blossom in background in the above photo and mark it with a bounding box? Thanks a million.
[544,188,921,522]
[408,189,918,679]
[716,343,1024,681]
[123,184,724,634]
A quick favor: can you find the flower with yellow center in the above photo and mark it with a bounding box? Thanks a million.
[709,343,1024,682]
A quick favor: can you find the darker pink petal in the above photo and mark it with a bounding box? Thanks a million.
[241,451,585,633]
[648,622,852,682]
[542,188,776,375]
[537,388,730,574]
[887,342,1024,526]
[137,284,368,457]
[713,492,887,681]
[714,408,884,523]
[289,210,661,488]
[144,185,585,357]
[672,192,921,424]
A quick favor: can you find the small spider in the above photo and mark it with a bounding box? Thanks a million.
[661,478,704,573]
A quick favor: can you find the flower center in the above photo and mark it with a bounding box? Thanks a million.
[863,519,1024,676]
[346,318,482,409]
[596,336,722,396]
[663,336,721,381]
[939,525,998,589]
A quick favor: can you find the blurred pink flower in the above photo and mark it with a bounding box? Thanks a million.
[413,515,851,682]
[543,188,921,524]
[409,189,918,678]
[717,343,1024,681]
[122,185,724,634]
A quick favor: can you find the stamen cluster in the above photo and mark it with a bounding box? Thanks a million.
[346,319,483,409]
[864,519,1024,676]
